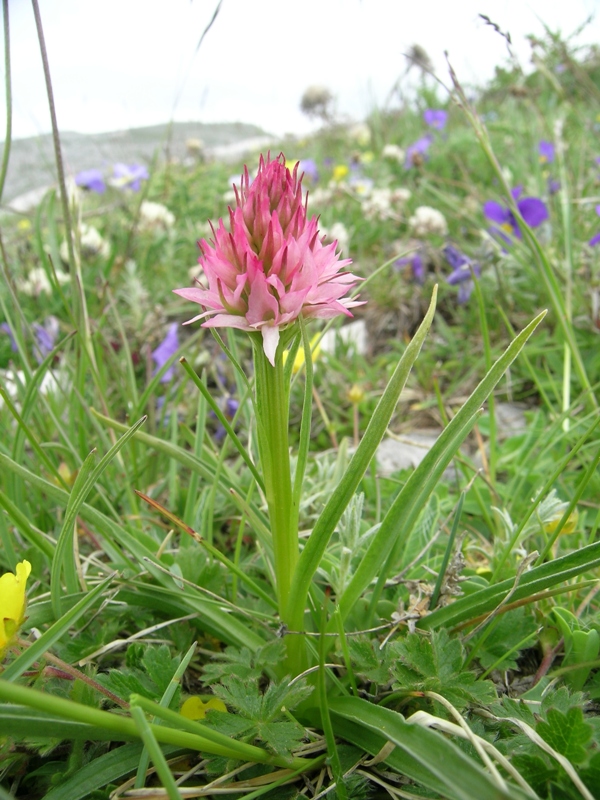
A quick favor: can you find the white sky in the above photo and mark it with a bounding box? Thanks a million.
[4,0,600,140]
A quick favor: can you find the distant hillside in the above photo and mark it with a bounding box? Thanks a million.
[1,121,274,204]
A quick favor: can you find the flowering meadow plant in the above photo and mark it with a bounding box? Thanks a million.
[5,17,600,798]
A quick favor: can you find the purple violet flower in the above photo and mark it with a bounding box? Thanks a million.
[394,252,425,283]
[483,187,549,242]
[0,322,17,352]
[548,178,561,195]
[299,158,319,183]
[75,168,106,193]
[112,163,149,192]
[588,204,600,246]
[214,396,240,442]
[405,135,432,168]
[152,323,179,382]
[444,244,480,304]
[539,141,555,164]
[423,109,448,130]
[32,316,59,363]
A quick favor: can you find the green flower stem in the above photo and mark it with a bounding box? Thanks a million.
[0,680,310,770]
[129,705,184,800]
[252,341,297,617]
[252,336,307,676]
[130,695,310,770]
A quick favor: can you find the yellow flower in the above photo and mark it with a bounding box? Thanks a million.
[544,508,578,535]
[333,164,349,182]
[347,384,365,405]
[283,334,322,374]
[0,560,31,653]
[180,696,227,720]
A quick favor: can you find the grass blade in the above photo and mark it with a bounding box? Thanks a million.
[329,696,524,800]
[336,311,546,623]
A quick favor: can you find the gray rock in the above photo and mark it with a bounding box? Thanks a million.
[377,431,443,476]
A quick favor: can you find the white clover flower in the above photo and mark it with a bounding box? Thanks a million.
[81,224,110,257]
[350,177,374,197]
[361,187,411,221]
[20,268,52,297]
[409,206,448,237]
[361,188,392,220]
[138,201,176,231]
[347,122,371,146]
[391,188,411,204]
[0,368,63,410]
[309,186,334,206]
[60,224,109,262]
[382,143,405,163]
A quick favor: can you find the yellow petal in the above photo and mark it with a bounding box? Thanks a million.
[203,697,227,714]
[544,508,578,535]
[180,696,207,720]
[0,560,32,651]
[180,695,228,720]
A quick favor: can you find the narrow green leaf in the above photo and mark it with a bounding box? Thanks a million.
[286,287,437,629]
[421,540,600,631]
[0,453,266,650]
[0,487,55,558]
[50,416,147,617]
[336,311,546,623]
[41,743,183,800]
[130,705,183,800]
[134,642,198,789]
[2,573,114,681]
[0,706,132,742]
[179,358,265,492]
[0,680,309,770]
[329,696,525,800]
[51,448,97,611]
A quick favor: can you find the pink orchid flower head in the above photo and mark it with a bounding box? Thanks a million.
[174,153,363,366]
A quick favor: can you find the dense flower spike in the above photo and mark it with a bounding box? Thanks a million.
[0,560,31,654]
[174,153,362,365]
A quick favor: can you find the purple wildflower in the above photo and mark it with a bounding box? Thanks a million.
[394,252,425,283]
[423,109,448,130]
[405,135,432,168]
[0,322,17,352]
[539,141,555,164]
[75,168,106,193]
[299,158,319,183]
[152,323,179,382]
[483,187,548,242]
[33,316,59,363]
[444,244,480,304]
[112,163,149,192]
[214,396,240,442]
[548,178,561,195]
[588,204,600,247]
